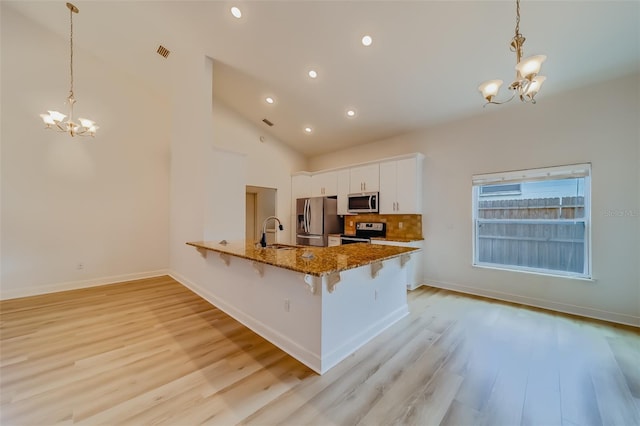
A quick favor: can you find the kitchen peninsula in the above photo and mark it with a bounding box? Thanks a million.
[186,241,419,374]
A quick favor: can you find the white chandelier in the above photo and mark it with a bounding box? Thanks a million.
[40,3,98,137]
[478,0,547,106]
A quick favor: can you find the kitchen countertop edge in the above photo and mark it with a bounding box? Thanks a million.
[186,241,418,277]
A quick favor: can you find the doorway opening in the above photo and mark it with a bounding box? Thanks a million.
[246,186,277,244]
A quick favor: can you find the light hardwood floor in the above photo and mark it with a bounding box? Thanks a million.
[1,275,638,425]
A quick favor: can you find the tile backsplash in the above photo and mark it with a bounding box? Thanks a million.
[343,214,423,239]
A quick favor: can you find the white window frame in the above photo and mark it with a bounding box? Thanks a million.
[472,163,592,279]
[479,183,522,197]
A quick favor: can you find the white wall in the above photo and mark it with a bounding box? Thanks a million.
[1,6,171,299]
[212,101,306,244]
[168,53,306,291]
[309,73,640,326]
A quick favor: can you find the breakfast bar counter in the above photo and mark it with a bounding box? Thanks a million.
[185,240,420,374]
[186,240,418,276]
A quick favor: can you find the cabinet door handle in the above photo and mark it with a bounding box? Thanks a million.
[396,201,399,211]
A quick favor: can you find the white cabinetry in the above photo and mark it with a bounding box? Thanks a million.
[328,235,341,247]
[379,156,423,214]
[292,153,423,220]
[311,171,337,197]
[292,173,311,200]
[337,169,352,216]
[350,164,379,193]
[371,239,424,290]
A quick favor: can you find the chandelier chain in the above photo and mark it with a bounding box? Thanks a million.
[511,0,523,55]
[69,5,74,99]
[515,0,521,38]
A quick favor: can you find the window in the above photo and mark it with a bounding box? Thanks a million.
[472,164,591,278]
[480,183,521,197]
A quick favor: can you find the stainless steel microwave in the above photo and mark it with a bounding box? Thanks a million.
[347,192,379,213]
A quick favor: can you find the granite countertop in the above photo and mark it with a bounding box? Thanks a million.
[186,240,418,277]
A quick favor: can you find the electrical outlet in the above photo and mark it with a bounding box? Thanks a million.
[284,299,290,312]
[349,220,354,226]
[76,263,84,270]
[398,222,403,229]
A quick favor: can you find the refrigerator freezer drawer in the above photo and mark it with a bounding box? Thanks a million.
[296,234,326,247]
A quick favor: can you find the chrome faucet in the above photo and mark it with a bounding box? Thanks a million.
[260,216,284,247]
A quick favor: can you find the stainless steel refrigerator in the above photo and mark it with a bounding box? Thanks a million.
[296,197,342,247]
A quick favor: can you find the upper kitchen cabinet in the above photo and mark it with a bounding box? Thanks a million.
[311,171,337,197]
[292,173,311,200]
[337,169,353,216]
[379,154,424,214]
[350,164,379,193]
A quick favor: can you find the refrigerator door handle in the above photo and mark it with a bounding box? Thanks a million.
[297,234,322,239]
[303,199,308,233]
[306,199,311,233]
[303,200,307,233]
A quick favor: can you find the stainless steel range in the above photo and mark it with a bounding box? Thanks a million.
[340,222,386,244]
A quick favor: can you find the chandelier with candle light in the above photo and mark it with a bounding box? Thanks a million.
[40,3,98,137]
[478,0,547,106]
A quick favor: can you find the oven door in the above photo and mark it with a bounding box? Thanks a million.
[340,236,370,245]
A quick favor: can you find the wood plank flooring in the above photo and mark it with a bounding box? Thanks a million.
[1,275,638,425]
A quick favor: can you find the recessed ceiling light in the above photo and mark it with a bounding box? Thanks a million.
[361,35,373,47]
[346,109,356,118]
[230,7,242,18]
[304,127,312,134]
[308,70,318,79]
[265,97,274,104]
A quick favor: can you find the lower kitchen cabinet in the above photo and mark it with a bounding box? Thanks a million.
[328,235,342,247]
[371,239,424,290]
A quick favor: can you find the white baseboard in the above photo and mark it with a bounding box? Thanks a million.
[321,305,408,374]
[424,278,640,328]
[0,270,171,301]
[169,271,322,373]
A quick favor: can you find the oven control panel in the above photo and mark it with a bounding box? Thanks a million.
[356,222,385,232]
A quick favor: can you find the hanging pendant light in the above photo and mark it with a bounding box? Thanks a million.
[40,3,98,137]
[478,0,547,106]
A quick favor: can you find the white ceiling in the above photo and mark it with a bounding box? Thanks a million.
[6,1,640,156]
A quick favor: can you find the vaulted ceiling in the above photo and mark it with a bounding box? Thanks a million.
[6,1,639,156]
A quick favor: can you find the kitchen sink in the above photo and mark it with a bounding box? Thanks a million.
[264,243,299,250]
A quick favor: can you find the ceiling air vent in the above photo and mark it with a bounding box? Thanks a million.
[156,45,170,58]
[262,118,274,127]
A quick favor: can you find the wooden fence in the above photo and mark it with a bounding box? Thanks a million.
[476,197,586,274]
